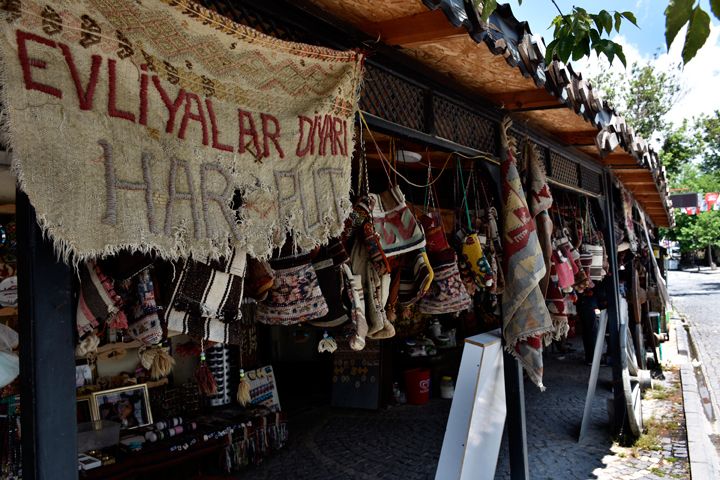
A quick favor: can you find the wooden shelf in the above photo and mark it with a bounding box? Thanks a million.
[0,306,17,317]
[0,204,15,215]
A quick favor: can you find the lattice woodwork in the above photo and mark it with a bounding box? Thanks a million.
[549,151,579,187]
[580,165,602,194]
[360,65,426,132]
[433,97,497,155]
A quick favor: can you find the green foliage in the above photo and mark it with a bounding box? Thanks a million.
[696,111,720,174]
[661,120,702,178]
[670,210,720,252]
[590,61,682,140]
[665,1,718,64]
[476,1,719,67]
[544,7,633,66]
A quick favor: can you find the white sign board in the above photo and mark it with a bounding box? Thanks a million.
[435,329,506,480]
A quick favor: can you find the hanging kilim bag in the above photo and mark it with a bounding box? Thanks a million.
[165,250,248,344]
[368,186,426,258]
[168,251,247,322]
[244,258,274,302]
[128,268,164,346]
[551,250,574,290]
[350,241,395,340]
[419,212,450,254]
[398,249,434,306]
[583,244,605,281]
[455,161,494,290]
[419,249,472,315]
[256,253,329,326]
[76,260,127,337]
[341,263,368,351]
[309,240,350,328]
[351,195,391,275]
[457,230,494,289]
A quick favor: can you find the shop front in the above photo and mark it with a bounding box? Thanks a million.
[0,1,672,479]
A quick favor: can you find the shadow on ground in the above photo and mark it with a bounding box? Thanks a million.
[234,341,616,480]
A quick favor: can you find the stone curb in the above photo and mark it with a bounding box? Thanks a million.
[676,324,718,479]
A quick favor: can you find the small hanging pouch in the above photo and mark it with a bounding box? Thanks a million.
[456,162,494,289]
[128,268,164,346]
[165,249,248,344]
[419,248,472,315]
[552,250,575,290]
[369,185,426,258]
[308,239,351,328]
[256,252,329,326]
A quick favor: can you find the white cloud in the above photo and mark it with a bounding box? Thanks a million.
[574,24,720,136]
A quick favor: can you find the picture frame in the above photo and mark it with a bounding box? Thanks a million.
[90,384,153,430]
[76,395,93,423]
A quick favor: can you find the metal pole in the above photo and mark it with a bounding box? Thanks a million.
[503,352,530,479]
[17,191,77,480]
[600,171,627,435]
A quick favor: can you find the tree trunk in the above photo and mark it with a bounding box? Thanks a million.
[709,244,716,270]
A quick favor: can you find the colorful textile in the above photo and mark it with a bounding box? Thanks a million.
[458,231,494,289]
[419,212,450,253]
[419,249,472,315]
[245,258,274,302]
[170,251,247,322]
[128,268,163,345]
[398,249,434,305]
[257,254,329,326]
[165,250,248,344]
[0,0,364,262]
[309,239,350,328]
[622,190,639,252]
[341,263,368,351]
[500,118,553,390]
[368,186,426,258]
[350,240,395,340]
[77,261,127,337]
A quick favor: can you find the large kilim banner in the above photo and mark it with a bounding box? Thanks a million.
[0,0,363,261]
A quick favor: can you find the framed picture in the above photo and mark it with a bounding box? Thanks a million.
[76,396,93,423]
[90,384,153,430]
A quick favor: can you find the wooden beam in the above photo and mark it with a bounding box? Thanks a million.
[362,10,466,47]
[552,130,599,146]
[493,89,564,111]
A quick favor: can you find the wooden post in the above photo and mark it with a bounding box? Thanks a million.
[17,191,77,480]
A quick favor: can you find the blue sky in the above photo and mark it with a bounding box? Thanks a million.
[512,0,717,57]
[509,1,720,127]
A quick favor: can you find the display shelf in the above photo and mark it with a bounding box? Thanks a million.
[0,306,17,317]
[0,204,15,215]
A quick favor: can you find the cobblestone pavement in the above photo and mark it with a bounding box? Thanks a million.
[236,338,688,480]
[668,268,720,422]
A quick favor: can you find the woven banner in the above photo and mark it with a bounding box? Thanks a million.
[0,0,363,262]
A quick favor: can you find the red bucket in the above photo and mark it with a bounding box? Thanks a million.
[404,368,431,405]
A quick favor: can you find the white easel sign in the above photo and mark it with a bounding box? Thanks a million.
[435,329,506,480]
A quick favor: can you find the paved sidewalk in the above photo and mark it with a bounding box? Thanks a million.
[234,332,689,480]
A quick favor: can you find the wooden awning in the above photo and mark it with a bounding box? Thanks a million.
[299,0,673,227]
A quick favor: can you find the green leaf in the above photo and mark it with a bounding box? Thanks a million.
[589,28,601,44]
[711,0,720,20]
[614,12,622,32]
[557,36,574,62]
[665,0,694,50]
[544,38,558,63]
[599,10,613,34]
[480,0,497,22]
[614,44,627,66]
[572,36,590,61]
[592,15,604,34]
[682,7,711,64]
[622,11,639,27]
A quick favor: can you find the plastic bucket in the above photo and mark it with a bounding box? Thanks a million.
[404,368,431,405]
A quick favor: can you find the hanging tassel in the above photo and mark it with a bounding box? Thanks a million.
[317,331,337,353]
[139,345,175,380]
[195,344,217,396]
[75,333,100,358]
[236,368,251,407]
